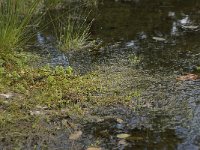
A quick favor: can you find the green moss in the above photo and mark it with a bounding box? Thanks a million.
[0,51,143,148]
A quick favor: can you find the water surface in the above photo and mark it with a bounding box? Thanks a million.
[36,0,200,149]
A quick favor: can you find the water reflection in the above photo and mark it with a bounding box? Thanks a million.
[35,0,200,73]
[36,32,69,68]
[89,0,200,73]
[179,15,190,25]
[37,32,46,45]
[81,0,200,149]
[83,117,183,149]
[171,22,179,36]
[126,40,136,47]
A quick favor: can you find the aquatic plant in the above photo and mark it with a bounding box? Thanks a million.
[0,0,40,54]
[57,14,91,51]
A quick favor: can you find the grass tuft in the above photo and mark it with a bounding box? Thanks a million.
[0,0,40,53]
[54,9,92,51]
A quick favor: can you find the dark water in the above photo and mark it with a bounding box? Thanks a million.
[90,0,200,72]
[35,0,200,149]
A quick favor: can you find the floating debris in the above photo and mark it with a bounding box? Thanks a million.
[176,74,199,81]
[117,133,131,139]
[181,25,199,30]
[152,37,166,42]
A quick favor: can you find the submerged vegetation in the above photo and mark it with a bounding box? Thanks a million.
[56,10,92,51]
